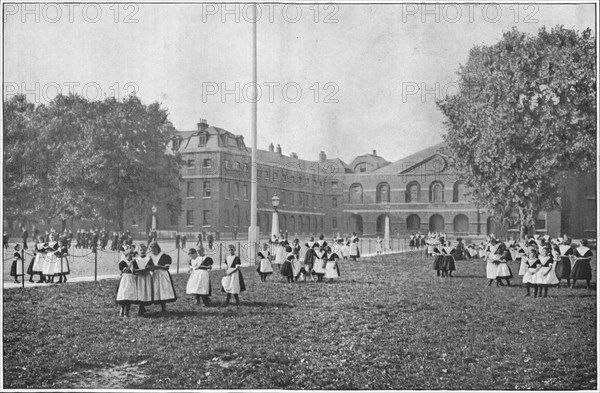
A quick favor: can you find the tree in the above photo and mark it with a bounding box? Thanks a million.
[3,94,183,231]
[437,26,596,239]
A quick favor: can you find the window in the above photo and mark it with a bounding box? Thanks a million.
[224,182,230,199]
[224,160,230,170]
[186,210,194,226]
[406,182,420,203]
[234,162,241,171]
[203,181,211,198]
[203,159,213,168]
[203,210,211,225]
[234,182,239,200]
[332,197,338,208]
[291,194,295,206]
[264,170,269,180]
[320,196,323,207]
[376,182,391,204]
[187,159,195,168]
[349,183,363,203]
[186,182,194,198]
[332,181,338,189]
[358,162,367,172]
[170,211,178,226]
[274,170,279,180]
[172,138,180,150]
[198,134,207,146]
[224,210,230,227]
[332,217,338,229]
[227,136,237,147]
[312,195,316,207]
[243,185,248,200]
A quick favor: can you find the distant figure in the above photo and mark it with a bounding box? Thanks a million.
[208,232,214,250]
[22,226,29,250]
[182,234,187,249]
[175,233,181,249]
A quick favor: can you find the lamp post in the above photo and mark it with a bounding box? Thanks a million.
[247,3,259,265]
[151,205,157,231]
[271,195,280,241]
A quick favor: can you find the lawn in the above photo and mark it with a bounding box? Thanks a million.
[2,252,597,390]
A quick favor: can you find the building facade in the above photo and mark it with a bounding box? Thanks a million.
[146,119,594,240]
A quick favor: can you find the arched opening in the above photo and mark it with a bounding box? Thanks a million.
[406,181,420,203]
[349,183,363,204]
[406,214,421,231]
[453,214,469,234]
[224,209,230,227]
[376,182,391,204]
[430,182,444,202]
[453,181,468,202]
[429,214,445,233]
[348,214,364,235]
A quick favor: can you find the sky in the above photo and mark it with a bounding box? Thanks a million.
[3,2,596,164]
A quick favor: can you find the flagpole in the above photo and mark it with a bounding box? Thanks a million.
[247,3,259,264]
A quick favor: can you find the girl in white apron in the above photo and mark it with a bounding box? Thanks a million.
[324,246,340,282]
[116,249,138,317]
[221,245,245,307]
[135,244,154,315]
[186,247,213,307]
[536,246,559,297]
[150,242,177,313]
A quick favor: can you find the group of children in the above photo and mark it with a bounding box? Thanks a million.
[115,242,177,317]
[429,233,594,298]
[10,235,70,284]
[256,234,359,283]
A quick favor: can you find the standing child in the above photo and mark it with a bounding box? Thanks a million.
[536,246,559,298]
[221,245,245,307]
[54,241,70,284]
[442,241,456,277]
[116,249,138,317]
[134,244,154,315]
[375,236,383,255]
[186,247,213,307]
[570,239,593,289]
[10,244,24,283]
[257,251,274,282]
[324,246,340,282]
[312,245,327,282]
[432,241,445,277]
[554,238,573,287]
[523,248,542,297]
[280,246,295,283]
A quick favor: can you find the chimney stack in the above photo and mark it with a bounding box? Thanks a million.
[276,144,282,155]
[319,150,327,162]
[197,118,208,132]
[291,152,298,159]
[372,150,377,156]
[269,143,274,152]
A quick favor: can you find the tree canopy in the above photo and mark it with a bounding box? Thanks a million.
[437,26,596,238]
[3,94,183,231]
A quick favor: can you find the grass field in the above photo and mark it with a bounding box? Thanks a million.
[2,252,597,390]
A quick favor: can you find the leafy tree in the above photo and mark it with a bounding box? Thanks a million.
[437,26,596,239]
[3,94,183,231]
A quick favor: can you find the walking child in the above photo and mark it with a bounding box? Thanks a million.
[116,249,138,317]
[523,248,542,297]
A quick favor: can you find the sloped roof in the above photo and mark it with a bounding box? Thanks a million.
[370,142,448,174]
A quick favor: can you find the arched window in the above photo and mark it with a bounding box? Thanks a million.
[453,181,468,202]
[430,182,444,202]
[406,181,420,203]
[429,214,445,232]
[453,214,469,233]
[406,214,421,231]
[376,182,391,204]
[349,183,363,204]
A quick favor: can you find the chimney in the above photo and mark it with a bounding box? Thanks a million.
[291,152,298,159]
[372,150,377,156]
[319,150,327,162]
[276,144,282,155]
[269,143,274,152]
[197,118,208,132]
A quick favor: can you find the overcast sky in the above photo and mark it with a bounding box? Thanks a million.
[4,2,595,164]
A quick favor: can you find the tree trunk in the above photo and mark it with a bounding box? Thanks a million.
[61,219,67,233]
[116,197,125,232]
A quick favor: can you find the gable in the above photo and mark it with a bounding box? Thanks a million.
[399,153,451,175]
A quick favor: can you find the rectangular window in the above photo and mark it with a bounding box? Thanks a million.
[224,160,230,170]
[198,134,207,146]
[203,158,212,168]
[170,211,178,226]
[274,171,279,180]
[186,210,194,226]
[264,170,269,180]
[332,197,338,208]
[187,159,195,168]
[290,194,295,206]
[186,182,194,198]
[332,217,337,229]
[243,184,248,200]
[224,182,230,199]
[359,163,367,172]
[203,181,211,198]
[332,181,338,189]
[203,210,211,225]
[234,183,239,200]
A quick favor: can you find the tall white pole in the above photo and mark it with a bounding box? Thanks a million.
[247,3,259,264]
